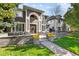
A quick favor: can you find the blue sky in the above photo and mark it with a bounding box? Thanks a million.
[19,3,71,16]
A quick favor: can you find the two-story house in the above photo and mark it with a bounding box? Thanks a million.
[10,5,47,34]
[46,15,70,32]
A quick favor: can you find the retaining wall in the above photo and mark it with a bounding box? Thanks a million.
[0,36,32,47]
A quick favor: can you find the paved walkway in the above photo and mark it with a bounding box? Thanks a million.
[54,32,68,38]
[41,41,77,56]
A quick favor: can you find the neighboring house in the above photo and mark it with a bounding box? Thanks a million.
[46,15,70,32]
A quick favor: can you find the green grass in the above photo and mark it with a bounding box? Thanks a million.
[53,36,79,55]
[0,43,54,56]
[69,32,79,39]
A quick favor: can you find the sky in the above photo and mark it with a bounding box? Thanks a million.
[18,3,71,16]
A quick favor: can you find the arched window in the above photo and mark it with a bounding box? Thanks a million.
[30,15,38,23]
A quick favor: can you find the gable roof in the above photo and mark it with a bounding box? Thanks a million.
[17,5,44,13]
[47,15,63,21]
[23,5,44,13]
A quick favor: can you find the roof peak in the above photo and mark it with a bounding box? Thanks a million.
[23,5,44,13]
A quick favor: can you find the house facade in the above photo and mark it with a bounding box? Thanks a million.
[11,6,47,33]
[46,15,70,32]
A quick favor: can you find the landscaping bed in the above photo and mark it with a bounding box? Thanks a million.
[0,43,54,56]
[53,36,79,55]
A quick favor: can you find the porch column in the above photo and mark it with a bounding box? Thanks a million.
[25,10,30,33]
[37,21,39,33]
[39,14,43,32]
[25,10,27,32]
[39,20,42,32]
[27,17,30,33]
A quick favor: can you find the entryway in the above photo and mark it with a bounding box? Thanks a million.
[30,24,37,33]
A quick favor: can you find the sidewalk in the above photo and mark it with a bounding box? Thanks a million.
[41,40,77,56]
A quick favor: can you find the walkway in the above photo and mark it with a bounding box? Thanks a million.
[54,32,68,38]
[41,40,77,56]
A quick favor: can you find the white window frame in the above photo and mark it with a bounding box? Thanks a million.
[13,22,25,32]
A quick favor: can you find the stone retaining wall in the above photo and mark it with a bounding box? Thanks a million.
[0,38,15,47]
[0,36,32,47]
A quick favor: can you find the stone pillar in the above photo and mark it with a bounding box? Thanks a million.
[39,14,43,32]
[25,10,27,32]
[27,18,30,32]
[39,20,42,32]
[37,21,39,33]
[25,10,30,33]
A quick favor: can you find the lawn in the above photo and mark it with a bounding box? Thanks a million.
[53,36,79,55]
[0,43,54,56]
[69,31,79,39]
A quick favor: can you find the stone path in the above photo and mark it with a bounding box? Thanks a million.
[41,40,77,56]
[54,32,68,38]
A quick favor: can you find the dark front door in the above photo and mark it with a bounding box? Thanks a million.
[30,24,36,33]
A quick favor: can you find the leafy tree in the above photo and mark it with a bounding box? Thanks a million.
[0,3,19,33]
[64,3,79,31]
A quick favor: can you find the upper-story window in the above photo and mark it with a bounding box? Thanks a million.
[42,16,45,24]
[42,16,47,24]
[58,19,61,23]
[16,11,23,17]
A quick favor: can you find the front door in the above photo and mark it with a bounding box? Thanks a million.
[30,24,36,33]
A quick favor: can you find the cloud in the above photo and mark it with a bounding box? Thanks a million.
[18,3,70,16]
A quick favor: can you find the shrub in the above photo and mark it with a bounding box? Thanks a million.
[32,33,39,39]
[47,32,55,38]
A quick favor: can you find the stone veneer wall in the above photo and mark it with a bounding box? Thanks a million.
[0,36,32,47]
[0,38,15,47]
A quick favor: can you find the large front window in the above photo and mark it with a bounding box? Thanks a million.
[13,22,25,32]
[42,25,46,31]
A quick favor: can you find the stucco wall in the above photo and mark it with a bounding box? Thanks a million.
[47,19,64,31]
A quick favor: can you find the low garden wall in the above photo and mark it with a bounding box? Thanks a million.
[0,33,32,47]
[0,32,56,47]
[0,38,16,47]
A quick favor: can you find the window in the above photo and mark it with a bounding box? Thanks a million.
[42,25,46,31]
[49,28,52,32]
[13,22,25,32]
[16,11,23,17]
[42,16,45,24]
[58,20,61,23]
[58,27,61,31]
[21,24,24,31]
[52,27,55,31]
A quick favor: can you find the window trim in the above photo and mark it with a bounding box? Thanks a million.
[13,22,25,32]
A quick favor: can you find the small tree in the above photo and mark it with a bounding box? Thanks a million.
[0,3,19,33]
